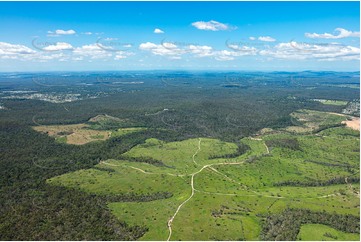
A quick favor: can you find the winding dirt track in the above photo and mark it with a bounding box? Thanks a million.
[101,161,182,177]
[192,138,202,165]
[101,137,341,241]
[167,155,245,240]
[32,115,42,126]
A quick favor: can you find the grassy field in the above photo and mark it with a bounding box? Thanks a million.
[46,109,360,240]
[33,115,146,145]
[284,109,348,133]
[297,224,360,241]
[33,123,110,145]
[312,99,349,106]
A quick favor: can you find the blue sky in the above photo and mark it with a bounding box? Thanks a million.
[0,1,359,72]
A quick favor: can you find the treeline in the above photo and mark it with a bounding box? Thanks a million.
[120,156,171,168]
[274,177,360,187]
[0,122,179,240]
[265,138,300,151]
[209,142,250,159]
[102,191,173,203]
[1,74,359,240]
[305,159,352,168]
[312,123,345,134]
[1,83,338,142]
[0,184,148,241]
[260,208,360,241]
[92,166,116,173]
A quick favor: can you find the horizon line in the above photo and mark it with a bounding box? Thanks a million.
[0,70,359,74]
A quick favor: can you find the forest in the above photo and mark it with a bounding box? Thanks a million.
[0,71,359,240]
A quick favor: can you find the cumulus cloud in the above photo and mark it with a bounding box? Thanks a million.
[0,42,73,62]
[191,20,235,31]
[48,29,76,36]
[259,41,360,61]
[73,44,112,59]
[114,51,134,60]
[114,55,126,60]
[73,56,83,61]
[0,42,36,55]
[56,29,76,35]
[226,43,258,54]
[188,45,213,57]
[305,28,360,39]
[0,41,135,63]
[154,28,164,34]
[81,32,93,35]
[139,42,184,57]
[42,42,73,51]
[139,40,258,62]
[249,37,256,40]
[73,44,134,60]
[258,36,276,42]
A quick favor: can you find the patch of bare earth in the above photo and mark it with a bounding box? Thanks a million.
[342,117,360,131]
[32,124,110,145]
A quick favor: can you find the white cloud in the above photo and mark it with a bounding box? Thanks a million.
[249,37,256,40]
[226,44,257,54]
[0,42,36,55]
[82,32,93,35]
[188,45,213,57]
[187,44,252,61]
[154,28,164,34]
[114,51,134,60]
[169,56,182,60]
[139,42,158,50]
[47,29,76,37]
[73,44,112,59]
[74,44,134,60]
[42,42,73,51]
[305,28,360,39]
[214,48,258,61]
[73,56,84,61]
[258,36,276,42]
[259,41,360,61]
[0,41,135,63]
[139,40,259,61]
[191,20,235,31]
[48,29,76,36]
[0,42,74,62]
[55,29,76,35]
[114,55,126,60]
[139,42,184,57]
[103,37,118,41]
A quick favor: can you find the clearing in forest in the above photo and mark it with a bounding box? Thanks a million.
[342,117,360,131]
[284,109,349,133]
[47,109,360,241]
[33,115,145,145]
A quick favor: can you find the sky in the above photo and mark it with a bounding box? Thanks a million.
[0,1,359,72]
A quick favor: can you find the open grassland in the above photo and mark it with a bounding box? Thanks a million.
[33,115,145,145]
[47,109,360,241]
[297,224,360,241]
[284,109,348,133]
[33,123,110,145]
[312,99,349,106]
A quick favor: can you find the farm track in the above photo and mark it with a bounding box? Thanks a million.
[100,136,353,241]
[145,109,168,116]
[192,138,202,165]
[100,161,183,177]
[32,115,42,126]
